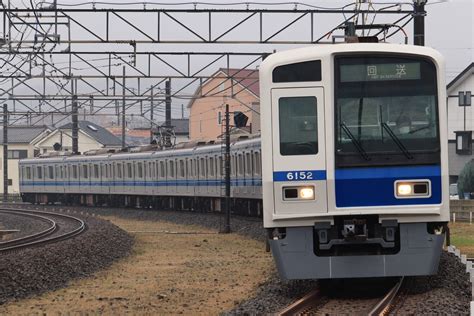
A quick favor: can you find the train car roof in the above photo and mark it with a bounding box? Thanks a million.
[260,43,444,72]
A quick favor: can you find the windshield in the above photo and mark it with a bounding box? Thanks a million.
[335,55,440,168]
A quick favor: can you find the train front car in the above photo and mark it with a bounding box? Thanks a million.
[260,43,449,280]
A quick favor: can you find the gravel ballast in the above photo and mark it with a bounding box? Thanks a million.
[3,204,472,315]
[0,211,133,304]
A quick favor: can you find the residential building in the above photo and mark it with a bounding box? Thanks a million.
[35,120,122,154]
[446,63,474,183]
[188,68,260,141]
[0,125,51,194]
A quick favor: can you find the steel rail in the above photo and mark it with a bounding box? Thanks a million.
[0,208,86,252]
[0,209,57,248]
[278,288,321,316]
[368,277,404,316]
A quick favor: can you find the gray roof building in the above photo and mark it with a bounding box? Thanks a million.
[58,121,122,146]
[0,125,50,144]
[158,118,189,135]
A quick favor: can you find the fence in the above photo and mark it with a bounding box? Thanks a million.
[450,200,474,223]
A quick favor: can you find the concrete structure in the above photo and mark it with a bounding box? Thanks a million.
[188,68,260,141]
[446,63,474,183]
[36,121,122,154]
[0,126,51,194]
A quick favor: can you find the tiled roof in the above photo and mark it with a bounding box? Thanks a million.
[157,118,189,134]
[220,68,259,97]
[187,68,259,108]
[0,126,49,144]
[58,121,122,146]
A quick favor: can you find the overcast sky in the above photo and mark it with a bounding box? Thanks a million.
[2,0,473,123]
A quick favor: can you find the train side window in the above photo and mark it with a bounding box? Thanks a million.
[55,166,60,179]
[200,158,206,177]
[37,166,43,179]
[179,160,185,178]
[217,157,222,177]
[72,165,78,179]
[127,162,133,178]
[169,160,175,178]
[48,166,54,179]
[117,163,122,179]
[94,164,99,178]
[209,157,214,177]
[279,96,318,156]
[231,155,236,176]
[83,165,88,179]
[186,159,191,178]
[137,162,143,178]
[246,153,252,176]
[238,154,244,176]
[160,161,165,178]
[26,166,31,180]
[254,152,261,175]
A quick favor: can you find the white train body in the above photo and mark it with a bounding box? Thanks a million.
[260,43,449,279]
[19,138,262,214]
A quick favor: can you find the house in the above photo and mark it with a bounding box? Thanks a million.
[35,120,122,154]
[107,118,189,146]
[0,125,51,194]
[446,63,474,183]
[187,68,260,141]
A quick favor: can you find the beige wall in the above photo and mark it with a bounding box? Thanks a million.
[189,76,260,140]
[36,129,120,154]
[0,143,35,194]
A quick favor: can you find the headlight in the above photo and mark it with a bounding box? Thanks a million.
[299,187,315,199]
[395,180,430,198]
[283,186,315,200]
[397,183,412,196]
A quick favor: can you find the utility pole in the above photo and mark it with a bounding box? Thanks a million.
[122,66,126,150]
[165,79,171,127]
[413,0,426,46]
[71,79,78,154]
[223,104,231,233]
[3,104,8,202]
[150,86,154,143]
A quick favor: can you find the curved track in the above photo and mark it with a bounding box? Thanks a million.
[279,277,404,316]
[0,208,86,252]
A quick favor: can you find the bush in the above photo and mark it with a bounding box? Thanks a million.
[457,159,474,199]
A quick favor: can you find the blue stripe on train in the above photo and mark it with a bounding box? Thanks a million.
[335,165,442,207]
[20,178,262,187]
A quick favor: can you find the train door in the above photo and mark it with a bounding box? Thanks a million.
[271,87,327,215]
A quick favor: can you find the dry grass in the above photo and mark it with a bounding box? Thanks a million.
[448,222,474,257]
[0,216,273,315]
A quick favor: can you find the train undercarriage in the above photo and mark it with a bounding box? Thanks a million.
[21,193,263,217]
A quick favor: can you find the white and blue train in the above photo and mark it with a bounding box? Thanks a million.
[260,43,449,279]
[20,43,449,280]
[19,138,262,215]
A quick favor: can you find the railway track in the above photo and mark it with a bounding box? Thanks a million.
[278,277,404,316]
[0,208,86,252]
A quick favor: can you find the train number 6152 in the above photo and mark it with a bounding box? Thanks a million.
[286,171,313,181]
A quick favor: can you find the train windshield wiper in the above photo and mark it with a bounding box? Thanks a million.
[380,122,413,159]
[340,122,371,161]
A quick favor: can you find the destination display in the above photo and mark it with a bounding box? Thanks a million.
[340,62,421,82]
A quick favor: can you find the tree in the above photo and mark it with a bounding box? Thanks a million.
[457,159,474,199]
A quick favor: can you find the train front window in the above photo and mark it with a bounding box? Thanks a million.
[335,56,439,167]
[279,96,318,156]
